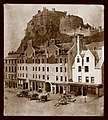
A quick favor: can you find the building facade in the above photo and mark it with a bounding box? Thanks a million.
[4,35,104,96]
[4,52,20,88]
[72,36,104,95]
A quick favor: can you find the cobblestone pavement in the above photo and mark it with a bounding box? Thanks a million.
[4,88,104,116]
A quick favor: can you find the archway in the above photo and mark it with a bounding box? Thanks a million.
[45,82,51,92]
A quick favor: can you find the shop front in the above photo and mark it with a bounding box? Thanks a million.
[68,82,104,96]
[29,80,45,91]
[51,83,69,94]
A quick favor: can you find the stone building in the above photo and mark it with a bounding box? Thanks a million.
[72,36,104,96]
[4,52,20,88]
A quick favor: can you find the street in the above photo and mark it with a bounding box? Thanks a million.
[4,88,104,116]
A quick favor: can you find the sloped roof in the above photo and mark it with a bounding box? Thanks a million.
[86,41,104,50]
[96,58,104,68]
[56,43,73,51]
[91,50,99,60]
[5,54,20,59]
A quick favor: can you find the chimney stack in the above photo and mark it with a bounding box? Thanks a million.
[77,35,80,54]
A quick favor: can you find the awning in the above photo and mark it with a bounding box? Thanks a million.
[68,82,102,87]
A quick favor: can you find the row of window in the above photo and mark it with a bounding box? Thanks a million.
[78,76,94,83]
[18,66,27,71]
[5,74,16,79]
[17,58,67,64]
[5,66,16,72]
[77,57,89,63]
[17,73,28,78]
[78,66,89,72]
[18,66,67,73]
[5,59,17,64]
[17,73,67,82]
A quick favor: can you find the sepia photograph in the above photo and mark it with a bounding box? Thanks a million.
[4,4,104,116]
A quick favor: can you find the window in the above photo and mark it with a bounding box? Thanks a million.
[12,60,13,64]
[85,66,89,72]
[65,67,66,72]
[65,58,67,63]
[47,67,49,72]
[23,73,24,77]
[38,67,40,71]
[77,56,80,62]
[47,75,49,80]
[60,76,63,81]
[78,76,82,82]
[39,75,40,79]
[15,67,16,72]
[56,67,58,72]
[9,60,10,64]
[20,66,21,70]
[65,76,67,82]
[56,76,58,81]
[86,57,89,62]
[5,60,7,64]
[56,51,58,55]
[33,67,34,71]
[78,66,81,72]
[42,67,45,71]
[86,77,89,82]
[6,66,7,72]
[35,67,37,71]
[33,59,35,63]
[26,66,27,70]
[36,74,37,78]
[26,74,28,78]
[60,58,62,63]
[43,75,45,79]
[15,60,16,64]
[56,58,58,63]
[33,53,34,56]
[42,59,44,63]
[91,77,94,83]
[35,59,37,63]
[26,59,27,63]
[23,66,24,70]
[60,67,62,72]
[33,74,34,78]
[9,66,11,72]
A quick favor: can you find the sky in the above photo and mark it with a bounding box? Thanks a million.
[4,4,104,57]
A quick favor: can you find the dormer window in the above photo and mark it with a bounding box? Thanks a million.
[86,57,89,62]
[77,56,80,63]
[33,52,35,56]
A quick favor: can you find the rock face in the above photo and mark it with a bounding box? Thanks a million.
[16,7,84,53]
[16,7,103,53]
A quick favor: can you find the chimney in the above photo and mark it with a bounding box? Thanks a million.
[76,34,84,54]
[77,35,80,54]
